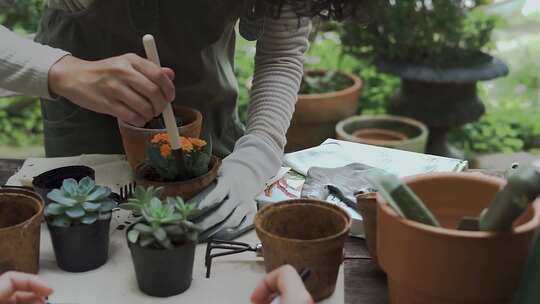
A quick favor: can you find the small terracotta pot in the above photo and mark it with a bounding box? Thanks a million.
[0,189,44,274]
[286,71,362,152]
[118,105,203,170]
[134,156,221,201]
[336,115,429,153]
[254,199,351,301]
[356,192,380,268]
[377,173,540,304]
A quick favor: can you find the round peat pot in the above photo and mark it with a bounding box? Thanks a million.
[336,115,428,153]
[0,190,43,274]
[356,192,380,269]
[32,166,95,205]
[47,217,111,272]
[134,156,221,201]
[118,105,203,170]
[128,237,196,297]
[377,173,540,304]
[255,199,351,301]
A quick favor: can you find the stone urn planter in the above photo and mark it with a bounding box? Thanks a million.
[336,115,428,153]
[134,156,221,201]
[255,199,351,301]
[377,172,540,304]
[118,105,203,170]
[376,53,509,158]
[0,188,43,274]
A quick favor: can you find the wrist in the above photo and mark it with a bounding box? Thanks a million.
[48,55,82,98]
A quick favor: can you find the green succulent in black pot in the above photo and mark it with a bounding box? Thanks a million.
[44,177,116,272]
[122,186,201,297]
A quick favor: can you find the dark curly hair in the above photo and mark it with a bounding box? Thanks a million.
[262,0,362,20]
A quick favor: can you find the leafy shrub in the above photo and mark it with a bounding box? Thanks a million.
[0,97,43,146]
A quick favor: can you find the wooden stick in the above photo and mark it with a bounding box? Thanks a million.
[142,34,181,150]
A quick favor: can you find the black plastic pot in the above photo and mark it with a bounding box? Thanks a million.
[32,166,95,205]
[128,233,196,297]
[47,216,110,272]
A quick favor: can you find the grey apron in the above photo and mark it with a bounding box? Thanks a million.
[36,0,251,158]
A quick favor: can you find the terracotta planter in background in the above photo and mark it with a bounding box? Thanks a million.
[118,105,203,170]
[377,173,540,304]
[0,189,43,274]
[134,156,221,201]
[255,199,351,301]
[356,192,380,269]
[286,71,362,152]
[336,115,428,153]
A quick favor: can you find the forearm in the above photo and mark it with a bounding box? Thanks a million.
[232,5,309,186]
[0,25,69,98]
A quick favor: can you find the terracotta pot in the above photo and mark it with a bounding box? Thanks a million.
[377,173,540,304]
[286,71,362,152]
[356,192,380,268]
[118,105,203,170]
[336,115,429,153]
[254,199,351,301]
[134,156,221,201]
[0,189,44,274]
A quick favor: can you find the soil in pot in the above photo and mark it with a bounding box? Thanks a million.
[0,190,43,274]
[134,156,221,200]
[48,217,111,272]
[377,173,540,304]
[336,115,429,153]
[118,105,203,170]
[255,199,351,301]
[32,166,95,205]
[128,236,196,297]
[285,70,362,152]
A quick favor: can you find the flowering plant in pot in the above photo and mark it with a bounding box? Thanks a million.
[122,186,200,297]
[44,177,117,272]
[134,133,220,200]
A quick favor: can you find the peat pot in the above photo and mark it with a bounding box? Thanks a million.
[286,71,362,152]
[255,199,351,301]
[377,173,540,304]
[0,189,43,274]
[48,217,111,272]
[336,115,428,153]
[118,105,203,170]
[128,232,196,297]
[134,156,221,201]
[32,166,95,205]
[356,192,380,268]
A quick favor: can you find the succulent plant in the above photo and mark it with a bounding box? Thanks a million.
[124,186,200,249]
[45,177,117,227]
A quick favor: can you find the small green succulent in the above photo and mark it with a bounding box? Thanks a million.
[45,177,117,227]
[124,187,200,249]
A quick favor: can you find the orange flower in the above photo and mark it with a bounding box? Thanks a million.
[159,143,172,158]
[188,138,207,149]
[151,133,169,144]
[180,137,194,153]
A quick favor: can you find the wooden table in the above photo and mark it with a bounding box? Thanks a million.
[0,158,389,303]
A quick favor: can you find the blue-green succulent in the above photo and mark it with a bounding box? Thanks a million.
[45,177,117,227]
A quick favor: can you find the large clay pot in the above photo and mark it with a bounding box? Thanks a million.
[0,189,43,274]
[377,172,540,304]
[286,71,362,152]
[134,156,221,201]
[336,115,428,153]
[118,105,203,170]
[254,199,351,301]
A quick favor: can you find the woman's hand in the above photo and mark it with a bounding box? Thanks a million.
[0,271,53,304]
[251,265,313,304]
[48,53,175,127]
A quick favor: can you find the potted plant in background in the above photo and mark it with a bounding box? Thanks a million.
[0,188,43,274]
[341,0,508,158]
[118,105,203,170]
[44,177,117,272]
[122,186,200,297]
[336,114,429,153]
[134,133,220,200]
